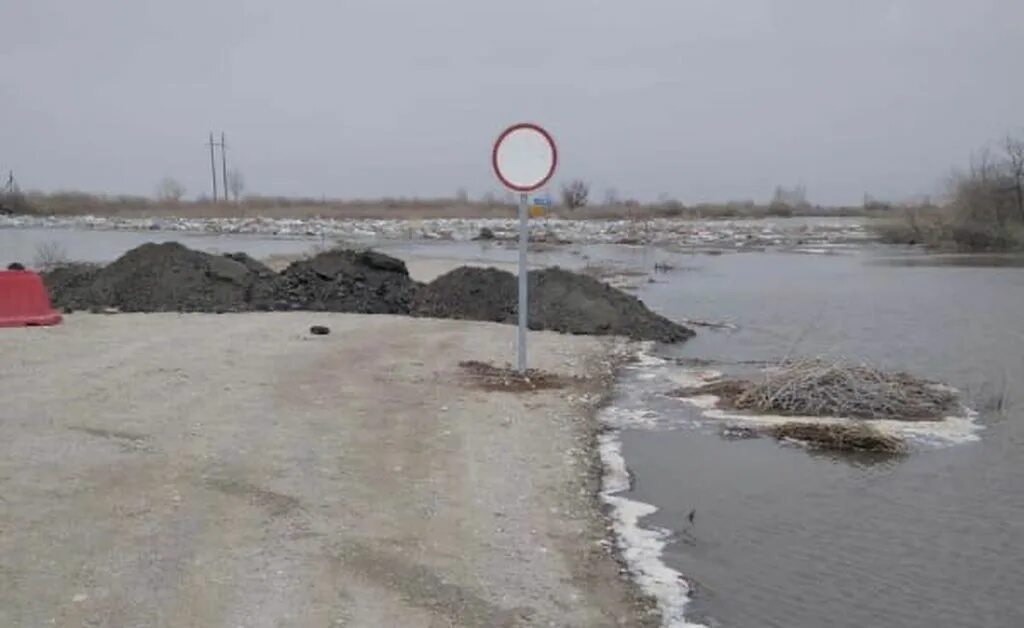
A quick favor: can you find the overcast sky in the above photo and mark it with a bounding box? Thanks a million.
[2,0,1023,205]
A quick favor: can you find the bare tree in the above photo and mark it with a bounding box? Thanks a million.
[1004,135,1024,221]
[33,241,68,270]
[970,146,998,183]
[227,170,246,202]
[771,184,808,208]
[156,177,186,202]
[561,179,589,210]
[603,188,620,205]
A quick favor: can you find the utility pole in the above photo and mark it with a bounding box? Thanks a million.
[220,132,229,202]
[207,132,219,202]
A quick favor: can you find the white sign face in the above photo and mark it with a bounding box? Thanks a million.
[492,124,557,192]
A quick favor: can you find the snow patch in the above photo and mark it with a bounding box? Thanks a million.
[598,429,706,628]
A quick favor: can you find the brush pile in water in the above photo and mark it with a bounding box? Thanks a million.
[680,359,959,421]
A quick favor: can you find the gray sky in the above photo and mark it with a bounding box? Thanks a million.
[2,0,1023,205]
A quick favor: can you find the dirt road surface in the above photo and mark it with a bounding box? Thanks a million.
[0,314,650,627]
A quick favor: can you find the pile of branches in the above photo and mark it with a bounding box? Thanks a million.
[691,359,959,421]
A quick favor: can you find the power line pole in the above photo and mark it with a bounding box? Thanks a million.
[207,132,219,202]
[220,132,229,202]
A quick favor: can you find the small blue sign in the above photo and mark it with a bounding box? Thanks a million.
[533,196,552,207]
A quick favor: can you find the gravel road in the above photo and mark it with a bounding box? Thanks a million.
[0,313,651,627]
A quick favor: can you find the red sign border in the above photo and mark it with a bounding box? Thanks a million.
[492,123,558,193]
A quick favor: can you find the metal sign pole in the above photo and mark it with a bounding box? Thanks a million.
[492,122,556,375]
[517,192,529,374]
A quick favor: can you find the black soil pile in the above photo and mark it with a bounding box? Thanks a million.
[414,267,517,322]
[414,266,693,342]
[43,243,691,343]
[44,243,418,314]
[42,263,104,311]
[52,242,276,312]
[273,249,419,314]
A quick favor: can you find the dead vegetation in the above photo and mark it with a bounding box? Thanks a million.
[676,359,959,422]
[32,241,69,271]
[7,189,864,221]
[458,360,572,392]
[869,132,1024,251]
[767,422,906,455]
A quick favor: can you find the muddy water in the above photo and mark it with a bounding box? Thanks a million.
[617,250,1024,628]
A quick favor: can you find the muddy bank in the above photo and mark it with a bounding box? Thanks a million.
[44,242,693,342]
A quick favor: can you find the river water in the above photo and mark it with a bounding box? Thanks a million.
[2,228,1021,627]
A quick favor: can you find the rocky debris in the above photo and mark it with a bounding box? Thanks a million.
[310,325,331,336]
[1,214,873,249]
[273,249,419,314]
[413,266,694,343]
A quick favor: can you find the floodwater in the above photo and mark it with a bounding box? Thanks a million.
[2,227,1021,627]
[0,227,319,265]
[614,250,1024,628]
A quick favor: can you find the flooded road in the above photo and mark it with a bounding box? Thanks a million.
[2,226,1020,627]
[0,227,318,265]
[615,250,1024,628]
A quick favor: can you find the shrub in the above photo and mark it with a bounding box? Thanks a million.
[33,241,69,270]
[560,180,589,210]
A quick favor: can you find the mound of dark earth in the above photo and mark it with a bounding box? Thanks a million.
[413,266,693,343]
[43,242,692,343]
[46,243,276,312]
[44,243,418,315]
[273,249,419,314]
[41,263,105,311]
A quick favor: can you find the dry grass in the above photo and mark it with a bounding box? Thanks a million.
[13,191,864,221]
[768,422,906,454]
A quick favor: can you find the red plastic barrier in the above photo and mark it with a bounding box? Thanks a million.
[0,270,63,327]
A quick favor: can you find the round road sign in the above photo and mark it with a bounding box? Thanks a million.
[492,123,558,192]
